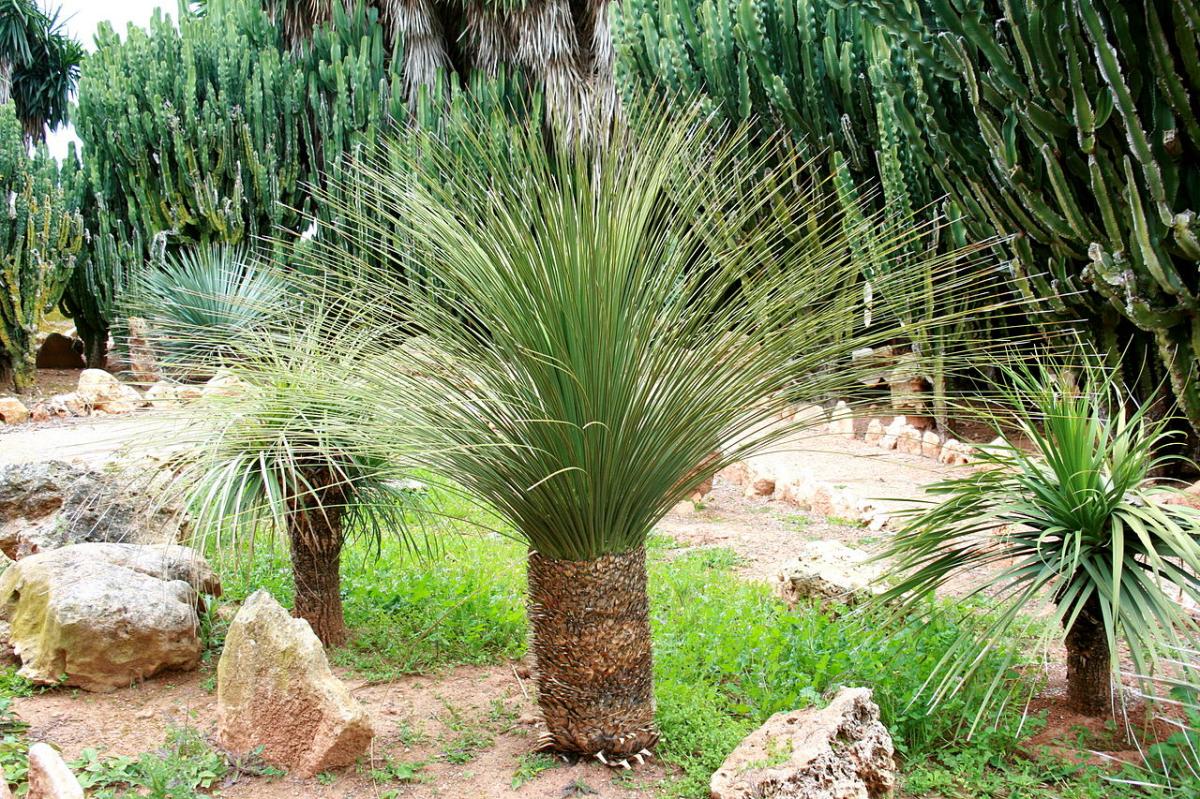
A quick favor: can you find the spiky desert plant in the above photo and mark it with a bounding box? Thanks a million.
[877,358,1200,717]
[126,244,289,379]
[0,0,81,140]
[152,312,427,647]
[287,102,1007,759]
[0,103,82,391]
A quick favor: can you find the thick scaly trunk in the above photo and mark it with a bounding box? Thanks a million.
[288,475,348,648]
[527,546,658,762]
[1063,596,1112,715]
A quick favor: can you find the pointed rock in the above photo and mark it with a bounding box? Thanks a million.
[217,590,373,776]
[711,688,895,799]
[27,743,83,799]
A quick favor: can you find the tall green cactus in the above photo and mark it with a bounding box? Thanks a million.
[73,0,311,259]
[67,0,542,368]
[57,152,144,368]
[613,0,999,427]
[856,0,1200,435]
[0,104,82,391]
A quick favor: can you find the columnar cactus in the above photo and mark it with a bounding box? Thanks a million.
[73,1,312,259]
[857,0,1200,435]
[612,0,999,426]
[0,105,83,391]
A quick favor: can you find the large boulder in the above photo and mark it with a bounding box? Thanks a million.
[0,461,186,559]
[0,543,220,692]
[76,369,143,414]
[218,590,373,776]
[773,541,885,607]
[711,687,896,799]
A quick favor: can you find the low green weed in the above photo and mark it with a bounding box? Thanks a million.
[511,752,558,788]
[73,726,228,799]
[0,696,29,792]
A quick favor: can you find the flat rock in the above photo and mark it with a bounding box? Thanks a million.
[711,687,896,799]
[0,461,187,559]
[217,590,374,776]
[774,541,884,606]
[26,743,83,799]
[0,543,220,691]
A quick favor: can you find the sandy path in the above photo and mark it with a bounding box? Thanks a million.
[0,414,178,468]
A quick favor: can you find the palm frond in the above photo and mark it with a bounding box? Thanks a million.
[281,99,1018,561]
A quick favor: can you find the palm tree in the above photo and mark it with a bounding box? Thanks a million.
[291,105,1001,759]
[0,0,80,140]
[136,247,427,647]
[0,0,35,106]
[877,360,1200,717]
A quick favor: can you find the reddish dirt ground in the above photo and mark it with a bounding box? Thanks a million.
[15,663,670,799]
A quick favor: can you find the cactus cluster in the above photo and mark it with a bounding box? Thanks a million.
[849,0,1200,434]
[612,0,1001,426]
[0,104,83,391]
[64,0,543,366]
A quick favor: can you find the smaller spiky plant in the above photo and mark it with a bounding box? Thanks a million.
[878,358,1200,717]
[145,309,428,647]
[126,243,289,379]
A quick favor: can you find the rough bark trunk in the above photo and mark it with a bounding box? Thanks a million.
[527,546,658,762]
[288,476,348,648]
[1064,596,1112,715]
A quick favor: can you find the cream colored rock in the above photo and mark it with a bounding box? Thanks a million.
[743,463,777,499]
[0,764,11,799]
[144,381,201,407]
[26,743,83,799]
[777,473,873,523]
[218,590,374,777]
[887,352,929,415]
[0,398,29,426]
[718,461,750,487]
[793,404,828,431]
[76,369,142,414]
[773,541,885,606]
[1162,480,1200,511]
[864,419,885,446]
[828,401,855,439]
[125,317,161,385]
[0,543,219,691]
[202,371,247,399]
[920,430,941,459]
[711,687,896,799]
[27,393,86,423]
[894,425,923,456]
[938,439,974,466]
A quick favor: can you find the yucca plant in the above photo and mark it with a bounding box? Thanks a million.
[127,244,289,379]
[878,359,1200,717]
[154,314,427,647]
[281,102,1009,760]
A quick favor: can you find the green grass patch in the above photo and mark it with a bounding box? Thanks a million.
[205,503,1126,798]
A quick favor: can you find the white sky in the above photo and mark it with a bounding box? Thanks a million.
[45,0,171,159]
